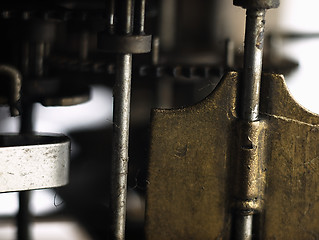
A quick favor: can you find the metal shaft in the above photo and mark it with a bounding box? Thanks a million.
[18,104,34,240]
[17,191,31,240]
[135,0,146,34]
[235,214,253,240]
[240,9,266,121]
[110,0,134,239]
[235,9,266,240]
[111,53,132,240]
[107,0,115,33]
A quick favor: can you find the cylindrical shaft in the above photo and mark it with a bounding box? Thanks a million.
[234,214,253,240]
[111,53,132,240]
[110,0,134,239]
[135,0,146,34]
[18,104,34,240]
[235,9,266,240]
[240,9,266,121]
[107,0,115,33]
[116,0,134,35]
[17,191,31,240]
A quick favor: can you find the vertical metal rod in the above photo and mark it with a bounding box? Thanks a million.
[116,0,134,35]
[111,53,132,240]
[235,214,253,240]
[107,0,115,33]
[17,104,34,240]
[17,191,31,240]
[235,9,266,240]
[135,0,146,34]
[110,0,134,239]
[240,9,266,121]
[152,37,160,65]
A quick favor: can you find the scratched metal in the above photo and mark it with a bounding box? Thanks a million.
[0,134,70,192]
[260,74,319,239]
[146,72,319,239]
[146,72,237,239]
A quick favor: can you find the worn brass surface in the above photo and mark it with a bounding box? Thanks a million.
[146,72,319,239]
[234,120,267,212]
[146,72,237,240]
[260,74,319,239]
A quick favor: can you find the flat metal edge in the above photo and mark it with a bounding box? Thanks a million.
[145,72,239,240]
[259,73,319,239]
[0,135,70,193]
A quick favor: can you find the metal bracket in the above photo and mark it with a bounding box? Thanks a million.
[146,71,319,239]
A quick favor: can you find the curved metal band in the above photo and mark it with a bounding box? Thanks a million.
[98,33,152,54]
[0,134,70,192]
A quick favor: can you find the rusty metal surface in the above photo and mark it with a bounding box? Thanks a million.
[146,71,319,239]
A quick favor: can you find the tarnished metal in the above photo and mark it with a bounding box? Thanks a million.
[146,72,237,240]
[233,0,280,9]
[232,121,267,240]
[260,74,319,239]
[234,214,253,240]
[240,9,265,121]
[146,71,319,239]
[234,120,267,212]
[111,53,132,240]
[108,0,134,239]
[0,134,70,192]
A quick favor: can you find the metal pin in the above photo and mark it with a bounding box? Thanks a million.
[240,9,266,121]
[17,191,31,240]
[135,0,146,34]
[110,0,134,239]
[235,214,253,240]
[107,0,115,34]
[235,9,266,240]
[18,104,34,240]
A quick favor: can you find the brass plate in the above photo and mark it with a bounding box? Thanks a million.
[146,72,319,239]
[261,74,319,239]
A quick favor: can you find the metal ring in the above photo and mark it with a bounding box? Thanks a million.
[98,33,152,54]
